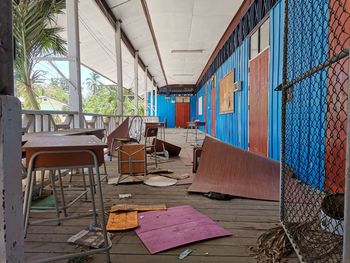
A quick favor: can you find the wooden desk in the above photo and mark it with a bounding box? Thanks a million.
[22,128,105,143]
[22,135,111,261]
[23,135,107,168]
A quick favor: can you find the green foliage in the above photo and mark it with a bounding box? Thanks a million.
[84,72,101,95]
[13,0,67,109]
[84,86,117,115]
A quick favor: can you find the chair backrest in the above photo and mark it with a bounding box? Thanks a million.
[128,116,143,143]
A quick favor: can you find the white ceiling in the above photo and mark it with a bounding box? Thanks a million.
[57,0,243,91]
[109,0,244,86]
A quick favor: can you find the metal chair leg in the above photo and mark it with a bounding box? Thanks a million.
[57,170,68,217]
[82,168,87,200]
[23,169,35,237]
[88,168,97,225]
[49,170,61,226]
[93,161,111,263]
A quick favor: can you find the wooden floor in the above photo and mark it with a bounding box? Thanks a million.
[25,128,298,263]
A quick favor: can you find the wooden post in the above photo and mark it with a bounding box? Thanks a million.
[67,0,83,128]
[115,20,124,116]
[134,51,139,115]
[0,1,25,261]
[144,67,148,116]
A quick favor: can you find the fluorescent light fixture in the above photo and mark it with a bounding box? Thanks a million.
[171,49,204,53]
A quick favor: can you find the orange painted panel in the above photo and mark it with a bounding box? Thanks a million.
[325,0,350,193]
[248,48,269,157]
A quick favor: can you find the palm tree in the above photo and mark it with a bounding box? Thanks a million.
[13,0,67,109]
[84,72,101,95]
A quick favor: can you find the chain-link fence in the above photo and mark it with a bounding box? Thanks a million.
[280,0,350,262]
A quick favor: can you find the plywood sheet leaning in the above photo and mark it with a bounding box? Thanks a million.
[107,117,129,149]
[188,136,280,201]
[151,138,181,157]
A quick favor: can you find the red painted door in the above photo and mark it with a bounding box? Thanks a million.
[211,78,216,136]
[175,101,190,128]
[248,48,269,157]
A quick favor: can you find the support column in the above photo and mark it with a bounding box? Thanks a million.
[150,77,154,116]
[144,67,148,116]
[67,0,83,128]
[155,84,158,116]
[134,51,139,115]
[115,20,123,116]
[0,0,25,261]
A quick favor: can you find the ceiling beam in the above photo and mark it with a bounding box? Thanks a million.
[140,0,168,86]
[94,0,156,85]
[196,0,253,86]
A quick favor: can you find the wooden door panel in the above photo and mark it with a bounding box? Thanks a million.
[249,48,269,156]
[175,102,190,128]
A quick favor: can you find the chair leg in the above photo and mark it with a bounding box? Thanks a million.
[82,168,87,200]
[88,168,97,225]
[24,170,35,238]
[39,170,45,197]
[49,170,61,226]
[57,170,68,217]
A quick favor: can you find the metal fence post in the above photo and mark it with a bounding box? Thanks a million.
[342,47,350,263]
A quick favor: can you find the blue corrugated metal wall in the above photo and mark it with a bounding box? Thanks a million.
[206,80,213,135]
[147,91,153,116]
[284,0,328,189]
[190,95,197,121]
[214,40,249,149]
[268,0,284,160]
[157,95,176,128]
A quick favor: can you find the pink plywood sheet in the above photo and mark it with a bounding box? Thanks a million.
[135,205,231,254]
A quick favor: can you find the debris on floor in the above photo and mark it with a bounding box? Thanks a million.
[148,169,174,174]
[178,249,193,259]
[106,211,138,231]
[250,225,293,262]
[203,192,233,200]
[110,203,167,213]
[31,195,56,209]
[67,226,105,248]
[68,255,93,263]
[118,193,132,199]
[135,205,231,254]
[144,175,177,187]
[108,175,144,185]
[162,173,190,180]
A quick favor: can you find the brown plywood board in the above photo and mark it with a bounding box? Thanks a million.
[188,136,280,201]
[106,211,138,231]
[107,117,129,149]
[110,204,167,213]
[118,144,145,174]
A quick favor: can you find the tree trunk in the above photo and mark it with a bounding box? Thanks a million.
[25,84,40,110]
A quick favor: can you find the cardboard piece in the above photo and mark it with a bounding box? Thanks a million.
[110,204,167,213]
[106,211,138,231]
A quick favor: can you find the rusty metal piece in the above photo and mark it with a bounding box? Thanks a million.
[188,136,280,201]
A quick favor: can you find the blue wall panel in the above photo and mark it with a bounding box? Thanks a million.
[268,0,284,160]
[190,95,197,121]
[156,95,176,128]
[284,0,328,189]
[214,40,249,149]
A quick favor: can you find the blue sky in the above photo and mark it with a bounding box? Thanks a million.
[35,60,114,98]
